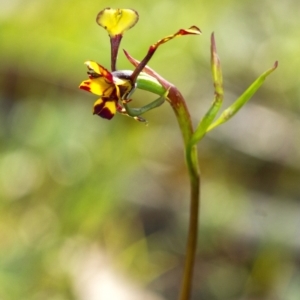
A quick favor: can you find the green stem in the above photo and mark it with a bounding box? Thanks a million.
[180,144,200,300]
[136,66,201,300]
[166,86,200,300]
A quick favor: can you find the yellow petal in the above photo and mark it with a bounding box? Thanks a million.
[84,61,113,82]
[93,99,116,120]
[96,8,139,37]
[79,78,113,96]
[103,100,117,115]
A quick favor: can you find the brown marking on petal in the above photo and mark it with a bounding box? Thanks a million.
[93,99,116,119]
[88,71,101,78]
[93,101,105,115]
[80,85,91,92]
[100,67,114,82]
[98,107,115,120]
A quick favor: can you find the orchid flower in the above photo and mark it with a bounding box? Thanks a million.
[79,7,201,121]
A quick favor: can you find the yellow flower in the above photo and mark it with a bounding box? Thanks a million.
[79,61,132,119]
[79,7,201,121]
[96,8,139,37]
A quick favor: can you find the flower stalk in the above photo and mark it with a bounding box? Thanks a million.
[127,60,200,300]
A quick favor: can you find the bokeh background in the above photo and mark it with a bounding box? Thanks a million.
[1,0,299,299]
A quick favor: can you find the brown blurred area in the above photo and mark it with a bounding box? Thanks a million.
[0,0,300,299]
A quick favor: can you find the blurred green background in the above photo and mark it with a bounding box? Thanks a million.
[1,0,299,299]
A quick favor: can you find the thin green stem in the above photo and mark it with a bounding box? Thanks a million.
[179,144,200,300]
[135,60,201,300]
[166,86,200,300]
